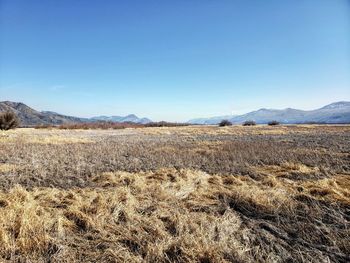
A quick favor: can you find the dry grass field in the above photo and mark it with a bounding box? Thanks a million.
[0,125,349,263]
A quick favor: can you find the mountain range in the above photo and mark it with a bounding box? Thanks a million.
[90,115,151,124]
[188,101,350,124]
[0,101,152,126]
[1,101,350,126]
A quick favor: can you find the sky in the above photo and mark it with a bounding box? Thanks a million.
[0,0,349,122]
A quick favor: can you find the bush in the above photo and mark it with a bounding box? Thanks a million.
[0,111,20,130]
[242,120,256,126]
[145,121,189,127]
[219,120,232,127]
[268,120,280,126]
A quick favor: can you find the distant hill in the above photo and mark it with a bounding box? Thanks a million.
[0,101,152,126]
[91,115,152,124]
[188,102,350,124]
[188,115,236,125]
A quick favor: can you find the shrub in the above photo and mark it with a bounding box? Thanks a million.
[242,120,256,126]
[0,111,20,130]
[145,121,189,127]
[219,120,232,127]
[268,120,280,126]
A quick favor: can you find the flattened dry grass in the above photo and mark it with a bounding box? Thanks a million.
[0,168,349,262]
[0,170,246,262]
[27,136,93,145]
[0,130,93,144]
[0,125,349,262]
[0,164,17,173]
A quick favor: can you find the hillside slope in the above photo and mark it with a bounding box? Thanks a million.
[0,101,85,126]
[0,101,152,126]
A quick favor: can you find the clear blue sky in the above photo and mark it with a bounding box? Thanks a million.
[1,0,349,121]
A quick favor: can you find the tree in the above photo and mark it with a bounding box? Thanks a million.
[242,120,256,126]
[268,120,280,126]
[0,111,20,130]
[219,119,232,127]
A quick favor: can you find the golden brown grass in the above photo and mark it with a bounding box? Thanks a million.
[0,125,349,262]
[1,129,93,144]
[0,164,17,173]
[0,168,348,262]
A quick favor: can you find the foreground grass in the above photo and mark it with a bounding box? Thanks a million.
[1,169,349,262]
[0,126,349,262]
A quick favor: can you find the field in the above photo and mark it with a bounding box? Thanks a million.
[0,125,349,263]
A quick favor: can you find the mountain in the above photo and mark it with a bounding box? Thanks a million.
[2,100,348,126]
[188,115,236,125]
[90,114,152,124]
[188,102,350,124]
[0,101,152,126]
[0,101,86,126]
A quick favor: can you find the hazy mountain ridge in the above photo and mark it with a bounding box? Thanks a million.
[91,114,152,124]
[188,115,236,125]
[0,101,152,126]
[1,101,349,126]
[188,102,350,124]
